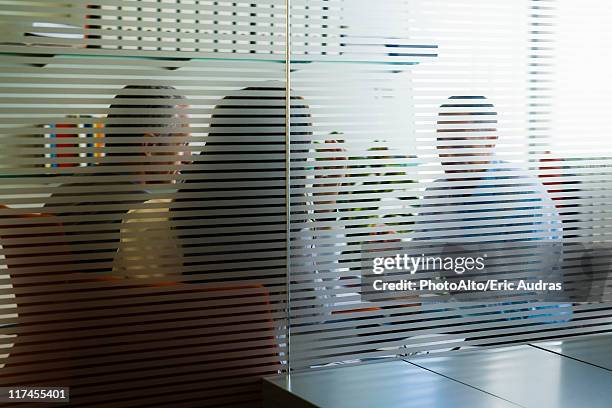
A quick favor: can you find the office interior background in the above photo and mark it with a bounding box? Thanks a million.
[0,0,611,407]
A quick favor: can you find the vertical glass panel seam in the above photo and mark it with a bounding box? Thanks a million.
[285,0,292,376]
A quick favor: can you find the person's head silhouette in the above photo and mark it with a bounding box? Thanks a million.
[437,95,497,174]
[106,85,190,184]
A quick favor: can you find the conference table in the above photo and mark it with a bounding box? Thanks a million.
[263,335,612,408]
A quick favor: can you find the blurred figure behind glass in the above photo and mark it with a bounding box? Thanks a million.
[46,85,191,279]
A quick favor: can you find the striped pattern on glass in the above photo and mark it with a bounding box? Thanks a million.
[287,0,611,371]
[0,1,287,407]
[0,0,611,405]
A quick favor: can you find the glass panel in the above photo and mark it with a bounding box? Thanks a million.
[288,0,611,371]
[0,1,287,406]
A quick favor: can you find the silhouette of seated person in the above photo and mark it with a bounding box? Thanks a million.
[417,95,570,331]
[419,95,561,241]
[46,85,190,279]
[177,86,297,285]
